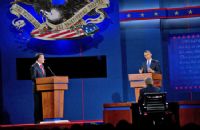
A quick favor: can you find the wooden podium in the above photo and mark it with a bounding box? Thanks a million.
[128,73,162,102]
[36,76,69,120]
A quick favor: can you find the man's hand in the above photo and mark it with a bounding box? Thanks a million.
[139,68,143,73]
[147,68,155,73]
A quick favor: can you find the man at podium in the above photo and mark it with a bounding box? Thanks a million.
[139,50,161,74]
[30,53,46,124]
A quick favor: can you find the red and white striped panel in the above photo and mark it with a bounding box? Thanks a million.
[31,28,85,40]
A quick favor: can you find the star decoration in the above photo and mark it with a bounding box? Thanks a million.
[188,9,193,14]
[154,12,158,16]
[175,11,179,15]
[140,13,144,17]
[127,13,131,18]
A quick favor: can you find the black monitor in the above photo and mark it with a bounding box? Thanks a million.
[16,55,107,80]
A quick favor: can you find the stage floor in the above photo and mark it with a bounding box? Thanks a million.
[0,120,103,129]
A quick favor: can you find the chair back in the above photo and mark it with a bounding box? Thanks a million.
[141,92,168,114]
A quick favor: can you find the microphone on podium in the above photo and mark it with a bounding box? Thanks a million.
[47,66,56,76]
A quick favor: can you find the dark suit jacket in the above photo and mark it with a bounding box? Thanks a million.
[140,59,161,73]
[30,62,46,82]
[138,85,161,105]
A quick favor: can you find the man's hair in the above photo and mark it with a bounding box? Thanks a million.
[145,77,153,85]
[35,53,44,61]
[144,50,151,54]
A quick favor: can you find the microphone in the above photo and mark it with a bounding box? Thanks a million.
[47,66,56,76]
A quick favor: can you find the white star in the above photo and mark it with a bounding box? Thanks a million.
[175,11,179,15]
[188,10,193,14]
[140,13,144,17]
[127,13,131,18]
[154,12,158,16]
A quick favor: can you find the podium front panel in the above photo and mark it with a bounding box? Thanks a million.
[36,76,68,120]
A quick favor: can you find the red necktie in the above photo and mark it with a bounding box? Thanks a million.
[40,65,45,75]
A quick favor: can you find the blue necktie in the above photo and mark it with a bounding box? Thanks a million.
[147,60,151,68]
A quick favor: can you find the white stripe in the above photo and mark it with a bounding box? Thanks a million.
[48,30,78,38]
[34,32,85,40]
[33,29,70,37]
[52,29,84,39]
[67,32,85,38]
[31,29,39,34]
[32,29,85,40]
[34,37,55,40]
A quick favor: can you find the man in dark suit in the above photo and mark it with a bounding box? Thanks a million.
[30,53,46,124]
[138,77,162,127]
[138,77,161,104]
[139,50,161,74]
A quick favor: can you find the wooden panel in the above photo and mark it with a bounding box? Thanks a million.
[128,73,162,81]
[37,84,68,91]
[103,103,133,126]
[178,101,200,127]
[42,91,54,118]
[135,88,141,103]
[153,80,162,86]
[128,73,153,81]
[36,76,69,85]
[130,80,161,88]
[178,101,200,105]
[168,101,200,127]
[103,110,132,126]
[130,81,146,88]
[104,102,133,107]
[152,73,162,80]
[54,91,64,118]
[42,90,65,119]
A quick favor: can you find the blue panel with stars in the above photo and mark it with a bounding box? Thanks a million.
[81,23,99,36]
[120,6,200,22]
[120,9,166,21]
[167,7,200,17]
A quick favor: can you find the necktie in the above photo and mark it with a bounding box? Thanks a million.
[40,65,45,75]
[147,60,151,68]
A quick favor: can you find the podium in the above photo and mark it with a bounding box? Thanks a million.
[36,76,68,121]
[128,73,162,102]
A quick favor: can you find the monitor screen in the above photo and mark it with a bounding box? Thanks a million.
[16,55,107,80]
